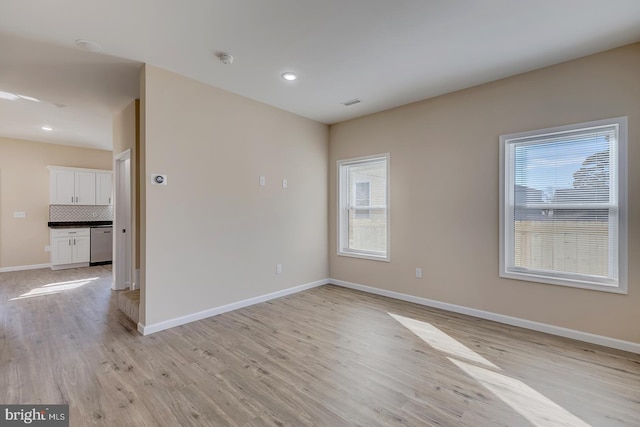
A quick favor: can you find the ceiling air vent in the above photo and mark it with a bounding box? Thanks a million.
[341,98,361,106]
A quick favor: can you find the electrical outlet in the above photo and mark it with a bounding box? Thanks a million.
[276,264,282,274]
[415,268,423,279]
[45,246,51,252]
[13,211,26,218]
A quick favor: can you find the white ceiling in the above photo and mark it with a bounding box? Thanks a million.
[1,0,640,151]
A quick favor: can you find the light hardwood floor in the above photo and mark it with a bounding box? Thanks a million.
[1,267,639,426]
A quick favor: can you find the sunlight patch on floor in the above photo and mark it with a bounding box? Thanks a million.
[389,312,591,427]
[450,358,591,427]
[388,312,498,369]
[10,277,99,301]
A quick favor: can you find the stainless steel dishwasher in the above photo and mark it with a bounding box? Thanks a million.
[90,226,113,266]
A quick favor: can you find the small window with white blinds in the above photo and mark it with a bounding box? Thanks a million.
[500,117,627,293]
[338,154,390,261]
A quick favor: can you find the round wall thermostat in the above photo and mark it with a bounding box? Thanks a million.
[151,174,167,185]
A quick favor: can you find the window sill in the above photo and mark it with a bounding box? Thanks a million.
[500,270,627,294]
[338,251,390,262]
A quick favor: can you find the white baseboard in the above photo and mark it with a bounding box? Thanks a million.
[330,278,640,354]
[135,275,639,353]
[0,263,51,273]
[138,278,329,335]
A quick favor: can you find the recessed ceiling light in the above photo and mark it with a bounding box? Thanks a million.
[17,94,40,102]
[41,126,54,131]
[0,91,19,101]
[281,72,297,81]
[0,91,42,102]
[75,39,103,52]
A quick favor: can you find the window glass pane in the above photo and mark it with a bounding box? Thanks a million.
[513,209,611,277]
[348,206,387,253]
[355,182,370,207]
[348,160,386,253]
[513,130,612,205]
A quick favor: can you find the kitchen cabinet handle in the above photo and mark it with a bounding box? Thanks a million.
[71,196,74,203]
[68,239,71,246]
[73,238,76,245]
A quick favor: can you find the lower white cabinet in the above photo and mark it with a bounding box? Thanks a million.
[50,228,90,270]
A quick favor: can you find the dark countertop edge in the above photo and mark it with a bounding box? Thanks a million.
[48,221,113,228]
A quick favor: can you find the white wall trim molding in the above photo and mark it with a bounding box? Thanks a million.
[138,278,330,335]
[0,263,51,273]
[330,278,640,354]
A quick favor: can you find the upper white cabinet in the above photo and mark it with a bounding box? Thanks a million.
[49,166,113,205]
[75,172,97,205]
[95,172,113,205]
[50,170,76,205]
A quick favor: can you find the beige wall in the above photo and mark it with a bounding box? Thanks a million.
[141,65,329,326]
[329,43,640,344]
[0,137,112,269]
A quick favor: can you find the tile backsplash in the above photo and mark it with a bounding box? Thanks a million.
[49,205,114,222]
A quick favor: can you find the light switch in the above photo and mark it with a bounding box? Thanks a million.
[259,176,266,186]
[13,211,26,218]
[282,179,287,189]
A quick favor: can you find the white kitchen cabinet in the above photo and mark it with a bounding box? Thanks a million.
[50,228,90,270]
[51,235,73,265]
[95,172,113,205]
[49,167,112,205]
[50,170,76,205]
[75,172,96,205]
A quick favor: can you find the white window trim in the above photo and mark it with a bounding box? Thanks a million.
[499,117,628,294]
[337,153,390,262]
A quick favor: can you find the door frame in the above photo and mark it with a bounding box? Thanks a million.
[113,149,132,291]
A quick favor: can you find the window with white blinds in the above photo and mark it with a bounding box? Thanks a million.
[500,117,627,293]
[338,154,389,261]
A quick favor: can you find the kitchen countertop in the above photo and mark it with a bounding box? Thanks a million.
[48,221,113,229]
